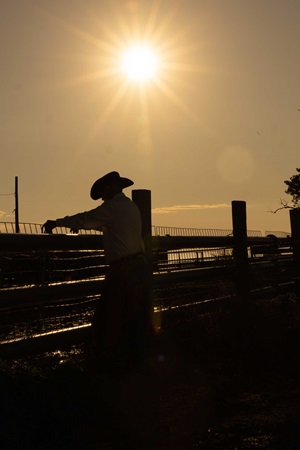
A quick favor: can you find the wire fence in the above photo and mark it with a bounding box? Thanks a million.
[0,223,293,351]
[0,250,107,288]
[0,221,264,278]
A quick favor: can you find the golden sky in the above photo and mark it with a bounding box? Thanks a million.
[1,0,300,234]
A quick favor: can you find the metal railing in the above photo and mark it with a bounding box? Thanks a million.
[153,225,262,237]
[0,222,102,235]
[0,230,293,351]
[1,221,264,237]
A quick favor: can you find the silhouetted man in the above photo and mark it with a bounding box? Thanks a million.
[43,171,153,372]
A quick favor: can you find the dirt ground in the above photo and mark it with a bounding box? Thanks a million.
[1,293,300,449]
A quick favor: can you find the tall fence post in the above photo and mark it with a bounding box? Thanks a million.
[131,189,157,328]
[232,200,249,301]
[131,189,152,262]
[289,208,300,300]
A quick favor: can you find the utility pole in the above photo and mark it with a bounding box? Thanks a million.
[15,176,20,233]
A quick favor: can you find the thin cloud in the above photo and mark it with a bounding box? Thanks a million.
[152,203,230,214]
[0,211,13,219]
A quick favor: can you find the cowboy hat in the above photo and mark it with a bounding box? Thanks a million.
[90,171,134,200]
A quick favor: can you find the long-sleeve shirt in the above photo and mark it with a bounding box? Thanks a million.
[55,193,144,263]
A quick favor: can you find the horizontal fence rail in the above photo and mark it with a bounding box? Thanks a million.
[0,231,290,252]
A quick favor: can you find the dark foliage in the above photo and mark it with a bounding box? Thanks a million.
[284,168,300,208]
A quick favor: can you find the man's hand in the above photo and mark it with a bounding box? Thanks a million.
[42,220,56,234]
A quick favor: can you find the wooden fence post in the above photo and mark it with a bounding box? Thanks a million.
[232,200,249,301]
[131,189,152,262]
[132,189,157,328]
[289,208,300,300]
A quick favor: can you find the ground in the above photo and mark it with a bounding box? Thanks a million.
[1,293,300,449]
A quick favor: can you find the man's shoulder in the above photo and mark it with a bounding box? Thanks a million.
[112,193,139,211]
[113,193,132,203]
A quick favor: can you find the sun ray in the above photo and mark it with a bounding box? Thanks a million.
[143,0,162,38]
[35,5,118,54]
[42,70,118,90]
[33,0,218,151]
[82,81,131,149]
[138,87,153,154]
[154,78,203,126]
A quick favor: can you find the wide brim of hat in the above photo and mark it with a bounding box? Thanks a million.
[90,176,134,200]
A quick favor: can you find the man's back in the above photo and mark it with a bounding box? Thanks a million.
[100,193,144,263]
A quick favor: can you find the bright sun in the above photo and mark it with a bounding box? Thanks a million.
[50,2,207,139]
[120,44,159,82]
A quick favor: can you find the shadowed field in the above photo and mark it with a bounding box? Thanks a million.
[1,293,300,449]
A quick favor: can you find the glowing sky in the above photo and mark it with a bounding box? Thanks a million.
[1,0,300,234]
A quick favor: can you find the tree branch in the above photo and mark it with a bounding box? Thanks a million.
[268,198,293,214]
